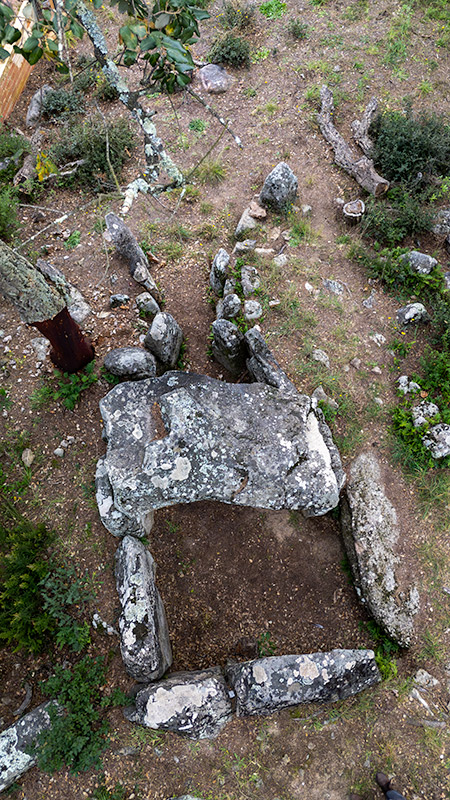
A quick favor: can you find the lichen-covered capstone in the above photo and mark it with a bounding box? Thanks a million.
[98,372,345,533]
[104,347,157,380]
[125,668,232,739]
[226,650,380,716]
[115,535,172,681]
[340,452,420,647]
[0,703,53,792]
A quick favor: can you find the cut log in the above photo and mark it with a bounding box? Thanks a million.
[318,86,389,197]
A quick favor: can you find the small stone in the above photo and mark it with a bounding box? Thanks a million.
[444,272,450,291]
[217,293,241,320]
[136,292,160,320]
[235,208,257,239]
[21,449,34,467]
[259,162,298,212]
[244,300,263,320]
[144,312,183,369]
[350,357,361,369]
[400,251,438,275]
[301,204,312,216]
[312,349,330,368]
[268,227,281,241]
[312,385,339,411]
[304,282,314,294]
[104,347,157,381]
[268,299,280,307]
[411,400,440,428]
[241,265,261,297]
[397,375,421,395]
[371,366,382,375]
[210,248,230,296]
[369,333,386,347]
[254,247,275,257]
[323,279,344,295]
[273,254,288,268]
[223,278,236,296]
[362,291,376,309]
[374,397,383,406]
[233,239,257,254]
[248,200,267,219]
[414,669,439,688]
[211,319,246,375]
[396,303,430,325]
[53,448,64,458]
[109,294,130,308]
[198,63,232,94]
[60,439,69,449]
[422,423,450,459]
[31,337,50,362]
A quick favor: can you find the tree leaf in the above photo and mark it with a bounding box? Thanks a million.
[154,12,171,29]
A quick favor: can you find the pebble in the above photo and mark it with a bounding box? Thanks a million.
[369,333,386,347]
[273,254,288,268]
[54,447,65,458]
[350,357,361,369]
[301,204,312,216]
[312,348,330,368]
[21,448,34,467]
[371,366,382,374]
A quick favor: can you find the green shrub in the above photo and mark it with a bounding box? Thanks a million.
[50,117,134,190]
[30,362,98,411]
[370,110,450,186]
[0,186,20,242]
[355,245,445,303]
[360,188,434,245]
[42,88,85,119]
[40,566,93,652]
[287,18,309,38]
[360,620,400,679]
[220,0,255,28]
[259,0,286,17]
[208,33,250,67]
[94,73,120,102]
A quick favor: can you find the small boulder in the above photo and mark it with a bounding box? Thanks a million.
[396,303,430,326]
[226,650,380,716]
[422,424,450,459]
[311,348,330,369]
[241,265,261,297]
[144,312,183,369]
[115,536,172,682]
[211,319,246,375]
[125,668,232,739]
[223,277,236,296]
[235,208,258,239]
[217,293,241,320]
[0,703,54,792]
[26,85,53,127]
[248,200,267,219]
[400,250,438,275]
[259,162,298,212]
[104,347,157,381]
[323,279,344,295]
[411,400,440,428]
[432,208,450,236]
[244,299,262,320]
[233,239,257,255]
[198,63,231,94]
[210,248,230,295]
[397,375,421,395]
[109,294,130,308]
[136,292,160,320]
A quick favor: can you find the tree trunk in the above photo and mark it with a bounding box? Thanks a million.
[0,240,94,373]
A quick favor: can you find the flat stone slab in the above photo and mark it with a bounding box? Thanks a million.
[340,452,420,647]
[115,535,172,682]
[0,703,53,792]
[226,650,380,716]
[98,373,345,536]
[125,668,232,739]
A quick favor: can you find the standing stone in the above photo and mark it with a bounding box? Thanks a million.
[241,265,261,297]
[243,299,262,320]
[235,208,258,239]
[217,293,241,320]
[136,292,160,320]
[396,303,430,325]
[210,249,230,295]
[0,703,54,792]
[125,668,232,739]
[115,536,172,682]
[226,650,380,716]
[399,251,438,275]
[340,452,420,647]
[104,347,157,381]
[259,162,298,212]
[245,327,297,396]
[144,312,183,369]
[26,85,53,127]
[211,319,246,375]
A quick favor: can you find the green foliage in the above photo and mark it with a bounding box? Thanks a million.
[34,656,110,773]
[257,631,277,656]
[361,620,400,679]
[189,118,207,133]
[208,32,250,67]
[370,110,450,186]
[64,231,81,249]
[0,186,19,242]
[42,88,85,119]
[194,158,227,184]
[50,117,134,190]
[219,0,255,29]
[0,130,29,193]
[355,245,445,303]
[90,779,126,800]
[360,189,433,245]
[0,388,12,409]
[94,73,120,101]
[40,566,93,651]
[31,362,98,411]
[259,0,286,17]
[0,430,33,512]
[287,18,308,38]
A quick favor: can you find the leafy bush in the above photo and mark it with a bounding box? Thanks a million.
[42,88,85,119]
[360,188,434,245]
[219,0,255,28]
[94,73,120,102]
[354,245,445,303]
[40,566,93,652]
[208,33,250,67]
[361,620,400,680]
[30,362,98,410]
[370,110,450,186]
[0,186,19,242]
[287,18,309,38]
[50,117,134,190]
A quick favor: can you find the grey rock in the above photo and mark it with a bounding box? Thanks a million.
[369,333,386,347]
[104,347,157,381]
[21,448,35,467]
[217,293,241,320]
[125,668,232,739]
[144,312,183,369]
[235,208,258,239]
[411,400,440,428]
[400,251,438,275]
[444,272,450,292]
[110,294,130,308]
[241,265,261,297]
[350,357,361,370]
[301,204,312,216]
[115,536,172,682]
[244,300,262,320]
[105,213,160,300]
[259,162,298,212]
[136,292,160,319]
[273,254,288,268]
[323,279,344,296]
[226,650,380,716]
[362,290,376,309]
[26,85,53,127]
[414,669,439,689]
[223,278,236,296]
[98,371,345,519]
[0,702,54,791]
[198,63,232,94]
[53,447,64,458]
[31,337,50,362]
[397,375,421,395]
[396,303,430,325]
[233,239,257,255]
[432,208,450,236]
[245,327,297,396]
[211,319,246,376]
[340,452,420,647]
[312,385,339,411]
[422,424,450,459]
[312,348,330,369]
[210,248,229,296]
[95,456,154,538]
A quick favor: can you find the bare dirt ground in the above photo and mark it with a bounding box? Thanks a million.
[1,0,450,798]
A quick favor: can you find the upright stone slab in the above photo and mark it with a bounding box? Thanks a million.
[245,327,298,396]
[211,319,246,376]
[210,249,229,296]
[96,456,154,538]
[259,162,298,211]
[115,536,172,682]
[226,650,380,716]
[340,452,420,647]
[125,668,232,739]
[144,312,183,369]
[0,703,53,792]
[98,372,345,526]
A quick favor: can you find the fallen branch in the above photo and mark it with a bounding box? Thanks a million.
[186,86,243,149]
[351,96,379,156]
[318,86,389,197]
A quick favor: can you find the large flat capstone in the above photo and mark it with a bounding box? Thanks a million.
[97,372,345,533]
[226,650,380,716]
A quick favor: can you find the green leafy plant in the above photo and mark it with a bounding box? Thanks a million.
[360,620,400,679]
[42,87,85,118]
[0,388,12,409]
[40,566,93,651]
[31,362,98,411]
[94,72,120,101]
[90,779,127,800]
[189,118,207,133]
[219,0,255,29]
[360,189,433,245]
[0,186,20,242]
[287,18,308,38]
[207,32,250,67]
[64,230,81,249]
[259,0,286,17]
[257,631,277,656]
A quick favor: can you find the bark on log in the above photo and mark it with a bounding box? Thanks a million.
[0,241,94,373]
[105,212,161,301]
[318,86,389,197]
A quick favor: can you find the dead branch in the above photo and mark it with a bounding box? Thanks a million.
[351,96,379,156]
[186,86,243,149]
[318,86,389,197]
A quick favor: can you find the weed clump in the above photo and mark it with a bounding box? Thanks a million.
[287,18,309,38]
[360,188,433,246]
[219,0,255,29]
[31,362,98,410]
[208,33,250,67]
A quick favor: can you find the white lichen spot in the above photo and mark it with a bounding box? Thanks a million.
[252,664,267,684]
[132,423,143,440]
[143,684,204,727]
[170,457,191,482]
[151,475,169,490]
[298,658,320,681]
